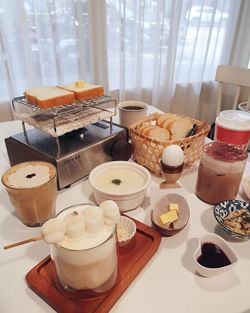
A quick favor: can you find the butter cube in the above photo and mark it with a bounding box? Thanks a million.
[159,210,178,225]
[169,203,179,214]
[75,80,85,88]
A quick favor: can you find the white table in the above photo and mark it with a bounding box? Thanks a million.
[0,119,250,313]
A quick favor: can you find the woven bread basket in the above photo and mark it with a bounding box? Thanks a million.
[130,113,210,176]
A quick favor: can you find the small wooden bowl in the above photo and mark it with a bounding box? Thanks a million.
[151,193,190,236]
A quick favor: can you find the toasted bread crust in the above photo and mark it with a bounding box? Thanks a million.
[25,93,37,106]
[36,93,76,109]
[25,87,75,109]
[25,84,104,109]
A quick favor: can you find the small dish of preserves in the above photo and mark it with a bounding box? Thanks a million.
[213,200,250,239]
[194,233,238,277]
[151,193,190,236]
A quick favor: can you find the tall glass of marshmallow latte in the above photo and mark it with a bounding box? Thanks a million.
[50,204,118,295]
[1,161,57,226]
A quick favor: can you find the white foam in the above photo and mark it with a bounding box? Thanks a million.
[7,164,51,188]
[58,225,114,250]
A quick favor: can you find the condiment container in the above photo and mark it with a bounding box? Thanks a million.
[194,233,238,277]
[215,110,250,149]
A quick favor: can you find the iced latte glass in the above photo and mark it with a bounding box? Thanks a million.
[2,161,57,226]
[50,204,118,296]
[196,142,247,205]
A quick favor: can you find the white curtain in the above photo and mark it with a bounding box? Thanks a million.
[105,0,245,124]
[0,0,249,124]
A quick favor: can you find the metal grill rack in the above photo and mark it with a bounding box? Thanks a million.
[12,96,117,137]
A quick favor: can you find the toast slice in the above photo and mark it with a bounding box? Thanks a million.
[156,113,175,127]
[25,86,75,109]
[61,81,104,101]
[147,126,170,141]
[142,125,157,136]
[169,118,193,140]
[162,116,181,130]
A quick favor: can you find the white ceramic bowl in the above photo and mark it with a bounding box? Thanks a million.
[117,216,136,247]
[89,161,151,212]
[194,233,238,278]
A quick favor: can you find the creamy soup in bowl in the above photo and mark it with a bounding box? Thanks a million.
[89,161,151,212]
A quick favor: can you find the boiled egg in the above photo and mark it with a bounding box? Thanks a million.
[162,144,184,167]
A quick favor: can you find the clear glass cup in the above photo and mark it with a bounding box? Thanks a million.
[2,161,57,226]
[51,204,118,297]
[196,142,247,205]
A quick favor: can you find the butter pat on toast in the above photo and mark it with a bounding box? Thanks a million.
[60,81,104,101]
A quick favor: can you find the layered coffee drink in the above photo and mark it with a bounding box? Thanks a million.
[2,161,57,226]
[49,204,119,294]
[196,142,247,205]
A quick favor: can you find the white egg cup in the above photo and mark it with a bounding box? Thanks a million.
[160,145,184,189]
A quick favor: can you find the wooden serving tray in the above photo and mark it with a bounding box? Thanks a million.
[26,218,161,313]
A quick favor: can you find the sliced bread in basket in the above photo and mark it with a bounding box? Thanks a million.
[169,118,193,140]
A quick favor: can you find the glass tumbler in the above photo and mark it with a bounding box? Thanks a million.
[50,205,118,296]
[196,142,247,205]
[2,161,57,226]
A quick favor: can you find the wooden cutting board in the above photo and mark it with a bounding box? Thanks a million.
[26,217,161,313]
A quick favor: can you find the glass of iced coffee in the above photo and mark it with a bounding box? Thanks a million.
[50,204,118,297]
[2,161,57,226]
[196,142,247,205]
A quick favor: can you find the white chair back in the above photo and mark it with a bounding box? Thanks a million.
[215,65,250,116]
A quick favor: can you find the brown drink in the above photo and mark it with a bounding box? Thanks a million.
[2,161,57,226]
[196,142,247,205]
